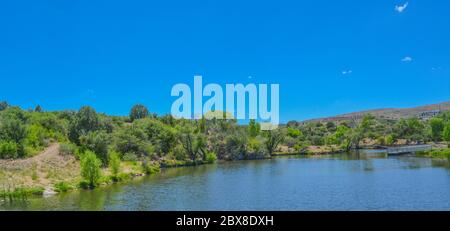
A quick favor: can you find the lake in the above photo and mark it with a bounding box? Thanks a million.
[2,152,450,211]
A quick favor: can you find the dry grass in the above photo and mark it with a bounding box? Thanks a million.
[0,144,80,190]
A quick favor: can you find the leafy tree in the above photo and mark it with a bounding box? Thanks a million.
[69,106,100,144]
[0,118,27,144]
[195,134,207,161]
[25,124,47,148]
[137,119,176,155]
[248,119,261,137]
[198,116,206,133]
[429,118,444,142]
[395,118,426,143]
[113,124,148,156]
[108,150,121,178]
[287,127,302,139]
[35,105,42,112]
[385,134,395,146]
[347,114,376,149]
[79,131,111,166]
[443,121,450,148]
[130,104,149,122]
[326,121,336,132]
[80,151,102,188]
[179,128,198,161]
[326,125,350,149]
[0,101,8,111]
[0,140,18,159]
[264,129,285,155]
[225,132,248,160]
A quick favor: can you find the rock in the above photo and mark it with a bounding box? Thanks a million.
[43,188,57,197]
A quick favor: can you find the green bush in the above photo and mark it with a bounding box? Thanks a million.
[142,159,160,174]
[205,152,217,163]
[172,145,187,161]
[79,131,111,166]
[123,152,138,162]
[108,150,121,177]
[25,124,47,148]
[54,182,73,193]
[80,151,102,188]
[0,140,18,159]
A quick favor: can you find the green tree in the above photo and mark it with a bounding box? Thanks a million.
[34,105,43,112]
[429,118,444,142]
[180,128,198,161]
[199,116,207,133]
[69,106,100,144]
[113,124,148,156]
[326,125,350,149]
[130,104,149,122]
[326,121,336,132]
[395,118,426,143]
[248,119,261,137]
[287,127,302,139]
[0,101,9,111]
[79,131,111,166]
[0,141,18,159]
[0,118,27,144]
[264,129,285,156]
[443,121,450,148]
[80,151,102,188]
[108,150,121,178]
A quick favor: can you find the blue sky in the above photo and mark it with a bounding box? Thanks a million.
[1,0,449,122]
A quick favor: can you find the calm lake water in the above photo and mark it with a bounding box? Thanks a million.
[2,152,450,211]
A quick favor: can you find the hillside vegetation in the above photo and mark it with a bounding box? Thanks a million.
[1,100,450,197]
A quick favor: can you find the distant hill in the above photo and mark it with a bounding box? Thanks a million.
[302,101,450,123]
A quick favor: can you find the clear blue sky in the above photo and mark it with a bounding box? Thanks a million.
[1,0,449,122]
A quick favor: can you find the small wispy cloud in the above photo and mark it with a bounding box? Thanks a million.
[342,70,352,75]
[401,56,413,62]
[395,2,409,13]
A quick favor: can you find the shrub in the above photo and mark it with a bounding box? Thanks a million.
[108,150,121,177]
[142,159,160,174]
[79,131,110,166]
[54,182,73,193]
[68,106,100,144]
[205,152,217,163]
[25,124,47,148]
[385,134,395,146]
[130,104,149,122]
[0,118,27,144]
[80,151,102,188]
[59,142,76,155]
[0,141,18,159]
[172,145,187,160]
[123,152,138,162]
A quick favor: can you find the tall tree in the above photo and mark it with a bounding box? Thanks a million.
[429,118,444,142]
[34,105,43,112]
[248,119,260,137]
[443,121,450,148]
[264,129,285,156]
[130,104,149,122]
[68,106,100,144]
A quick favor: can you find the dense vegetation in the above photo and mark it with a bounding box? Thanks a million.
[1,100,450,192]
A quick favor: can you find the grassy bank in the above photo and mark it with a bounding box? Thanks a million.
[416,148,450,159]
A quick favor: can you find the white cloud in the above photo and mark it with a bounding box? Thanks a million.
[342,70,352,75]
[395,2,409,13]
[401,56,413,62]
